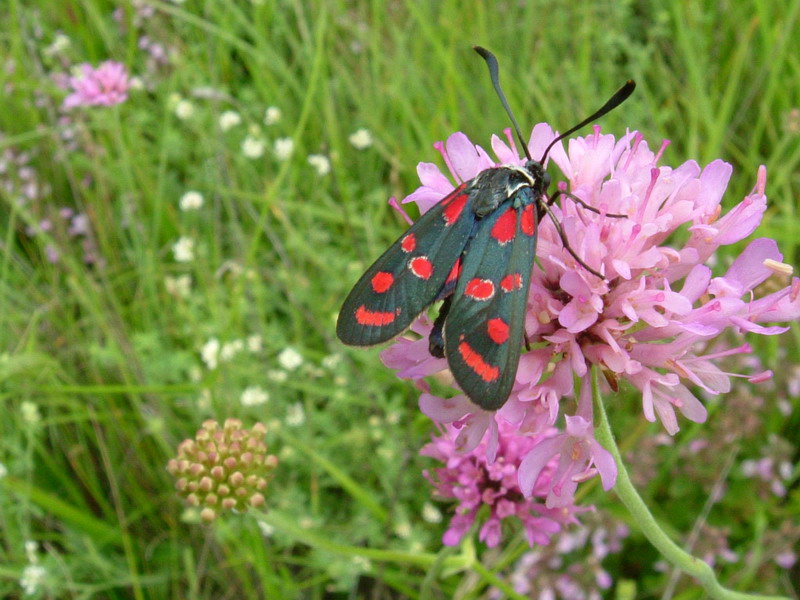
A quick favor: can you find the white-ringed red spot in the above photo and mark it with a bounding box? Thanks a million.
[442,193,468,226]
[521,204,536,236]
[487,317,509,344]
[500,273,523,292]
[371,271,394,293]
[409,256,433,280]
[491,207,517,244]
[458,338,499,382]
[465,278,495,301]
[401,234,416,253]
[355,305,397,326]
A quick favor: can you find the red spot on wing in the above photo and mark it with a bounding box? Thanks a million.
[487,317,509,344]
[409,256,433,280]
[465,278,495,301]
[371,271,394,293]
[441,183,467,205]
[521,204,536,236]
[401,234,416,253]
[458,339,500,382]
[500,273,523,292]
[491,207,517,244]
[442,193,469,226]
[446,258,462,284]
[355,305,397,326]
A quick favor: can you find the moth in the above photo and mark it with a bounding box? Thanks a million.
[337,47,634,411]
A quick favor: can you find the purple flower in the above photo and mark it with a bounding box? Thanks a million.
[63,61,130,109]
[383,124,800,507]
[518,414,617,507]
[421,418,579,548]
[502,511,629,598]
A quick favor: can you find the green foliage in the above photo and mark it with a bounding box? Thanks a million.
[0,0,798,598]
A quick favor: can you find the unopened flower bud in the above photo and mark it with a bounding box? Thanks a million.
[167,419,278,522]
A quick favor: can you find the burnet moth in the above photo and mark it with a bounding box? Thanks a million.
[337,47,635,411]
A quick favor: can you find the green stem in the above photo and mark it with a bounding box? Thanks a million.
[591,367,789,600]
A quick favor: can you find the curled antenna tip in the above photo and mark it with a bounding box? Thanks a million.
[472,46,532,161]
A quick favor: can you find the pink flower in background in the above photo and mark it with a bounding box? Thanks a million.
[384,124,800,509]
[63,61,130,108]
[421,418,580,548]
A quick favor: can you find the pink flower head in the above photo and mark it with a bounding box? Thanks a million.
[63,61,130,109]
[421,419,579,548]
[383,123,800,507]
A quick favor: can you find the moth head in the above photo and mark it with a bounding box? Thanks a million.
[523,160,550,192]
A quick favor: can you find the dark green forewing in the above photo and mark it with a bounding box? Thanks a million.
[337,184,476,346]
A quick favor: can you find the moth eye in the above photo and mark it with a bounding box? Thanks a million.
[542,172,551,190]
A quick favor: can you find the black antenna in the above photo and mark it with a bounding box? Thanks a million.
[474,46,532,161]
[539,80,636,163]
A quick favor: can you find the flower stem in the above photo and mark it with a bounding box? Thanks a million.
[591,367,789,600]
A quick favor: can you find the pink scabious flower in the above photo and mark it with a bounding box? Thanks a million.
[421,418,580,548]
[383,124,800,507]
[63,61,130,109]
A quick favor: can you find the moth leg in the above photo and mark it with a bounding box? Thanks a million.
[428,295,453,358]
[547,189,626,219]
[539,200,605,280]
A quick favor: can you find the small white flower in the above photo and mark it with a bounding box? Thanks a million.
[172,236,195,262]
[220,339,244,361]
[43,33,70,57]
[201,338,220,370]
[321,353,342,370]
[422,502,442,523]
[264,106,281,125]
[394,521,412,539]
[286,402,305,426]
[258,521,275,536]
[188,366,202,382]
[267,369,288,383]
[273,137,294,161]
[241,385,269,406]
[21,401,40,425]
[164,274,192,298]
[179,190,204,211]
[278,347,303,370]
[242,135,266,159]
[348,128,373,149]
[307,154,331,176]
[25,541,38,563]
[219,110,242,131]
[174,99,195,120]
[20,564,46,596]
[247,334,263,352]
